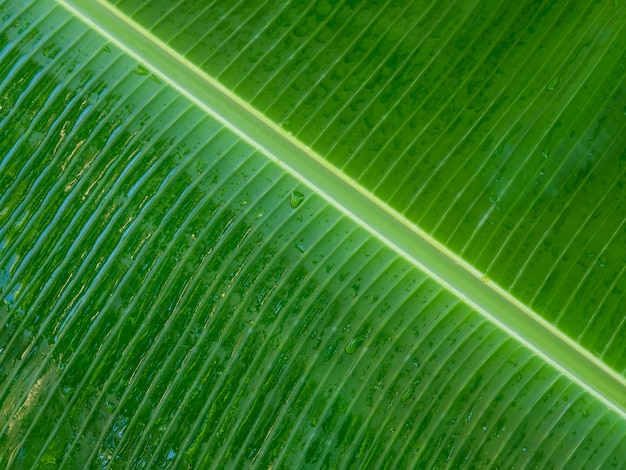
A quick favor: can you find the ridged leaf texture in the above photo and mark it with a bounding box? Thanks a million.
[1,0,625,468]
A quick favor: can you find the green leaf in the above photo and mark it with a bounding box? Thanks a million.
[1,0,625,468]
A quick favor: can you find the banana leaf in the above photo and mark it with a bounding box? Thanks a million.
[1,0,625,467]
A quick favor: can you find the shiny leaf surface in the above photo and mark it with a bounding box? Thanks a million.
[1,0,625,468]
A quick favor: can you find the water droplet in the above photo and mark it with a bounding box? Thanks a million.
[401,381,418,402]
[289,191,304,208]
[295,243,305,253]
[133,64,149,76]
[400,386,414,401]
[547,77,560,90]
[345,336,364,354]
[597,256,607,267]
[541,149,549,158]
[150,74,161,84]
[351,283,360,297]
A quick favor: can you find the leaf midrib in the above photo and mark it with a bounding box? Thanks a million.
[58,0,626,416]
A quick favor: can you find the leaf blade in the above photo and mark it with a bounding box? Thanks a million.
[0,0,625,468]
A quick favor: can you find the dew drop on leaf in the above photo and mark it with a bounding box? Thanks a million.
[401,383,416,402]
[290,191,304,208]
[345,336,364,354]
[547,76,560,90]
[133,64,149,76]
